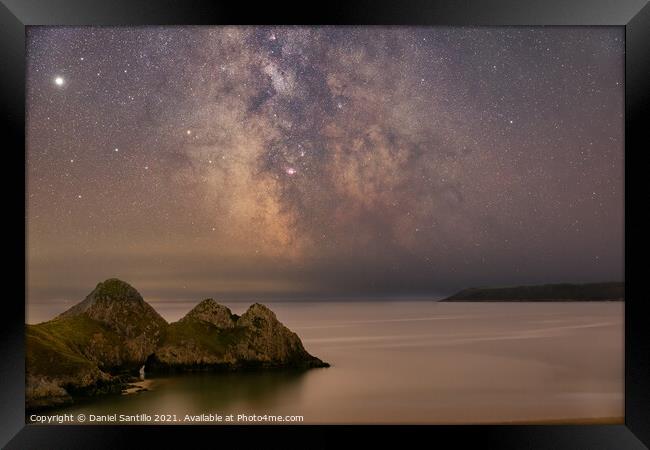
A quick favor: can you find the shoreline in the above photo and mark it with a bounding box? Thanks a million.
[121,379,154,395]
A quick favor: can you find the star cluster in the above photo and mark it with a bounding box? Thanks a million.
[26,26,624,304]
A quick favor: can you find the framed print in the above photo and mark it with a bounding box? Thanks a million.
[1,0,648,448]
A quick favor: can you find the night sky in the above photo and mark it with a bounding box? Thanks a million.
[26,26,624,310]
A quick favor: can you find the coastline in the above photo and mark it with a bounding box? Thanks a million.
[122,380,153,395]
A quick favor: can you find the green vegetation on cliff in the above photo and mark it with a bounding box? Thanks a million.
[159,318,248,357]
[26,318,102,377]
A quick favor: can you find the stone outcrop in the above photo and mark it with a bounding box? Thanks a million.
[148,301,327,371]
[56,278,168,367]
[25,279,328,411]
[179,298,237,329]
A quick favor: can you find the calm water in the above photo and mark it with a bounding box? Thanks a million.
[34,301,624,424]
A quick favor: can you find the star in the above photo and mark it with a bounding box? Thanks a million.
[25,26,624,306]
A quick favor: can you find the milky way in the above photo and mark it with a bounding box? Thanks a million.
[26,26,624,306]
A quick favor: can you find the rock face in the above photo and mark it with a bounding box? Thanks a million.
[180,298,236,329]
[234,303,325,367]
[148,301,328,371]
[57,278,168,367]
[26,280,328,411]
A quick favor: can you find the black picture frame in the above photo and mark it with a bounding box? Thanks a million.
[1,0,647,448]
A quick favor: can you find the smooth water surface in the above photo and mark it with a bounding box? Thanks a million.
[40,301,623,424]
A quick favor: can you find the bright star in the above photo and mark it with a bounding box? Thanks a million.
[54,76,65,86]
[285,167,297,176]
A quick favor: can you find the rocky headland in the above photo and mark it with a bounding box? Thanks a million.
[26,279,328,411]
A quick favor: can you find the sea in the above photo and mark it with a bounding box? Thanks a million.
[28,301,623,424]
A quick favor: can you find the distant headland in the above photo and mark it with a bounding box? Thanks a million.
[441,282,624,302]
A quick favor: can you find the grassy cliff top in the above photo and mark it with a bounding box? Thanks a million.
[26,316,120,376]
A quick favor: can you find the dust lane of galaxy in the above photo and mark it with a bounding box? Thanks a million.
[26,26,624,305]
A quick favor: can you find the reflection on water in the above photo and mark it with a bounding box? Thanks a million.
[48,370,310,422]
[40,301,624,424]
[151,370,309,412]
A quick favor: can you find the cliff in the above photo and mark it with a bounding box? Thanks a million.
[26,279,328,411]
[147,299,327,371]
